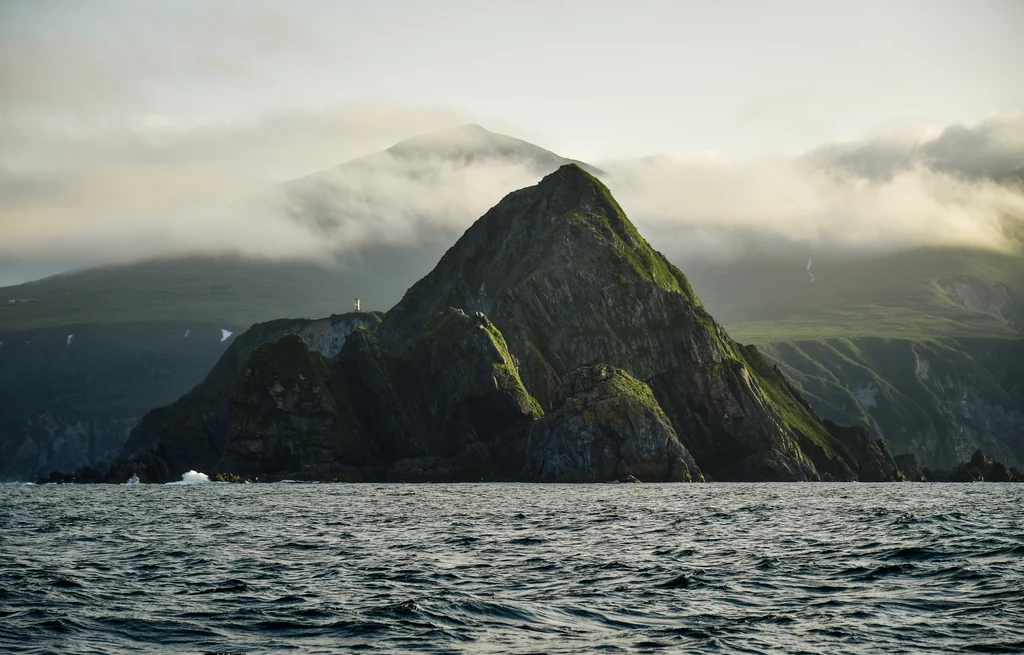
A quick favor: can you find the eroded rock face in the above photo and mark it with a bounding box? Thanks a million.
[525,366,702,482]
[761,338,1024,469]
[107,165,900,483]
[380,165,830,480]
[336,308,542,476]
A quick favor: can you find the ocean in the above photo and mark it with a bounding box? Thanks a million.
[2,482,1022,654]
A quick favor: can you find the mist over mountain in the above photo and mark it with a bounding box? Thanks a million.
[251,124,602,252]
[3,115,1023,288]
[804,112,1024,182]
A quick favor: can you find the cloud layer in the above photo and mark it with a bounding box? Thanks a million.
[1,106,1023,285]
[607,115,1024,261]
[0,102,475,268]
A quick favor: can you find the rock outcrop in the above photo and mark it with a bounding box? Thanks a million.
[894,453,926,481]
[108,313,382,482]
[107,165,908,483]
[924,449,1023,482]
[524,365,702,482]
[821,420,904,482]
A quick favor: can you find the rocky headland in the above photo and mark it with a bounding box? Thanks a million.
[72,165,944,483]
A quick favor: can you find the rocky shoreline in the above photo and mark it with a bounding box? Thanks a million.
[39,446,1022,484]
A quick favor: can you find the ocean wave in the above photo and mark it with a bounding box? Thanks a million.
[166,470,212,485]
[2,483,1023,654]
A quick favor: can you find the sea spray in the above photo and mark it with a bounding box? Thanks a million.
[167,470,211,485]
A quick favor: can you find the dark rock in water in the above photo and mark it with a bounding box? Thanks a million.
[821,421,905,482]
[894,453,925,481]
[102,164,910,483]
[923,449,1022,482]
[966,449,1023,482]
[39,465,107,485]
[971,449,994,470]
[988,461,1012,483]
[211,472,257,484]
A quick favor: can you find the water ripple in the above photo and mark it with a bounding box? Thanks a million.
[1,482,1022,653]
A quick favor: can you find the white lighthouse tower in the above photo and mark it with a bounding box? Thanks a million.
[354,297,361,312]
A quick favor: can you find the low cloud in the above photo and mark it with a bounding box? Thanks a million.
[0,102,476,272]
[1,107,1023,285]
[605,126,1024,261]
[803,112,1024,181]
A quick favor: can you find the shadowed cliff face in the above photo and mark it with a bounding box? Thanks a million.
[524,365,702,482]
[381,164,835,480]
[760,337,1024,469]
[110,165,904,483]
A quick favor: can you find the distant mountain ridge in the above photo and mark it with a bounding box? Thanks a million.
[267,123,603,239]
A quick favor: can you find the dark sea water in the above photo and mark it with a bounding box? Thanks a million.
[1,483,1022,654]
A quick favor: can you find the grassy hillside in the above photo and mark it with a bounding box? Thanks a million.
[1,257,350,331]
[687,247,1024,344]
[684,246,1024,469]
[0,249,448,332]
[759,337,1024,468]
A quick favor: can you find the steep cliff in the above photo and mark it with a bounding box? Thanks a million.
[109,312,383,482]
[684,245,1024,471]
[112,165,904,483]
[380,164,849,480]
[760,337,1024,469]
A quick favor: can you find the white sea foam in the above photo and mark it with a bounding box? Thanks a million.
[184,328,190,338]
[220,329,233,343]
[123,474,141,485]
[67,334,74,346]
[167,470,211,485]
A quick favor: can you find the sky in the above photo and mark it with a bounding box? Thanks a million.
[1,0,1023,285]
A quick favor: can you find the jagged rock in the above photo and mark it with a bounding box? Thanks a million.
[336,308,542,479]
[894,453,925,481]
[104,164,905,483]
[822,420,905,482]
[923,449,1023,482]
[524,365,702,482]
[380,164,833,480]
[110,333,374,482]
